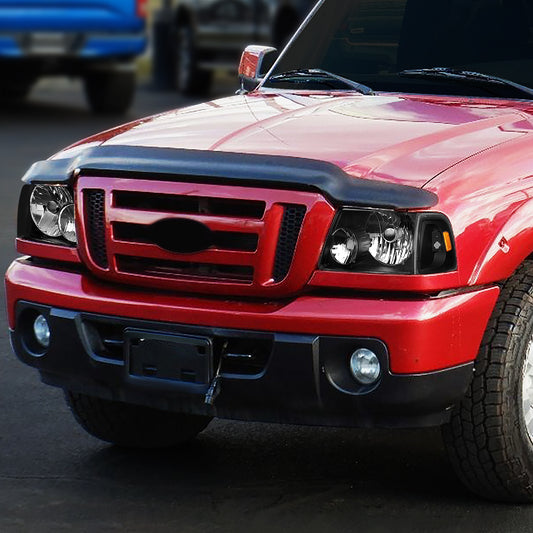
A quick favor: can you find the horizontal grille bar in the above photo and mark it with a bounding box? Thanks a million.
[112,240,255,265]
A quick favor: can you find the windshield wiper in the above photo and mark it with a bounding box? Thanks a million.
[268,69,373,95]
[399,67,533,99]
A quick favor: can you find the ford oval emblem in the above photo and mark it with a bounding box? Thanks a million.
[150,218,213,254]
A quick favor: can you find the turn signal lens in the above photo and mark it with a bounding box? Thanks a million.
[443,231,452,252]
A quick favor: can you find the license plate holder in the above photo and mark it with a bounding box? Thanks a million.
[27,33,69,55]
[125,329,213,384]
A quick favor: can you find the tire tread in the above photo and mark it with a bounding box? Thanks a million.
[443,262,533,502]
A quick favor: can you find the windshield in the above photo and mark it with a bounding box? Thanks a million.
[264,0,533,98]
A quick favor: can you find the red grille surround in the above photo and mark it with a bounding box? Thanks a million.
[76,176,335,297]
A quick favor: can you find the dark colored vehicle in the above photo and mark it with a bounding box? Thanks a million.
[8,0,533,503]
[0,0,147,113]
[158,0,314,94]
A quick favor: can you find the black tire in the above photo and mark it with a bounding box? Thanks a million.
[65,391,212,448]
[84,68,136,114]
[443,261,533,502]
[174,23,212,96]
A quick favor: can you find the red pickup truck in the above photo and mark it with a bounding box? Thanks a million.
[7,0,533,502]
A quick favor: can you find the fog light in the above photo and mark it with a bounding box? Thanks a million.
[350,348,380,384]
[33,315,50,349]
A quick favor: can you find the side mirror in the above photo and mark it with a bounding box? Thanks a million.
[238,45,277,93]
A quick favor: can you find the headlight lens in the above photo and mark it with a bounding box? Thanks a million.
[321,209,456,275]
[366,211,413,266]
[29,185,76,243]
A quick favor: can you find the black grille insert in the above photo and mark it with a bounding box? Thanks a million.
[115,191,265,219]
[273,205,306,282]
[117,256,254,283]
[85,189,108,268]
[113,222,259,252]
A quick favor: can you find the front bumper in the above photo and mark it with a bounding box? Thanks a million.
[6,259,500,428]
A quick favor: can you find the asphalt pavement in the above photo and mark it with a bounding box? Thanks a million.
[0,78,531,532]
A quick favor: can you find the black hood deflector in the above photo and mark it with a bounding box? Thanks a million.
[23,145,437,209]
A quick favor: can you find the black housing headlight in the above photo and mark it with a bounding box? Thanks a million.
[18,184,77,245]
[321,209,456,275]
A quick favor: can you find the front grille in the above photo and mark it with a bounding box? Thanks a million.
[77,176,334,297]
[85,190,108,269]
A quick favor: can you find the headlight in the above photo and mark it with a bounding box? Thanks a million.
[321,208,456,275]
[29,185,77,244]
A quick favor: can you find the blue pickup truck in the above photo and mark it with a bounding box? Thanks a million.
[0,0,147,113]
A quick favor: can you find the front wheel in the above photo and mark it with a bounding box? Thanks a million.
[83,67,136,114]
[65,391,212,448]
[443,262,533,502]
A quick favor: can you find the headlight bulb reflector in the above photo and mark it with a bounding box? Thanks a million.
[29,185,74,239]
[58,204,77,243]
[330,228,357,265]
[366,211,413,266]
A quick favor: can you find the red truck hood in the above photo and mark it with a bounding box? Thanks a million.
[77,92,533,188]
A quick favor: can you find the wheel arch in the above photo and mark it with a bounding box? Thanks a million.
[469,198,533,286]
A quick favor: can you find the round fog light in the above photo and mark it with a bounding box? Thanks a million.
[33,315,50,349]
[350,348,380,385]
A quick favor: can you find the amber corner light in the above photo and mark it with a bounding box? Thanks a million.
[443,231,452,252]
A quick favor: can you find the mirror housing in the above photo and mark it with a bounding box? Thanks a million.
[238,45,277,93]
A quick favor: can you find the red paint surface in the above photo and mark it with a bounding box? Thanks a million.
[61,92,532,190]
[5,260,499,374]
[16,239,80,263]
